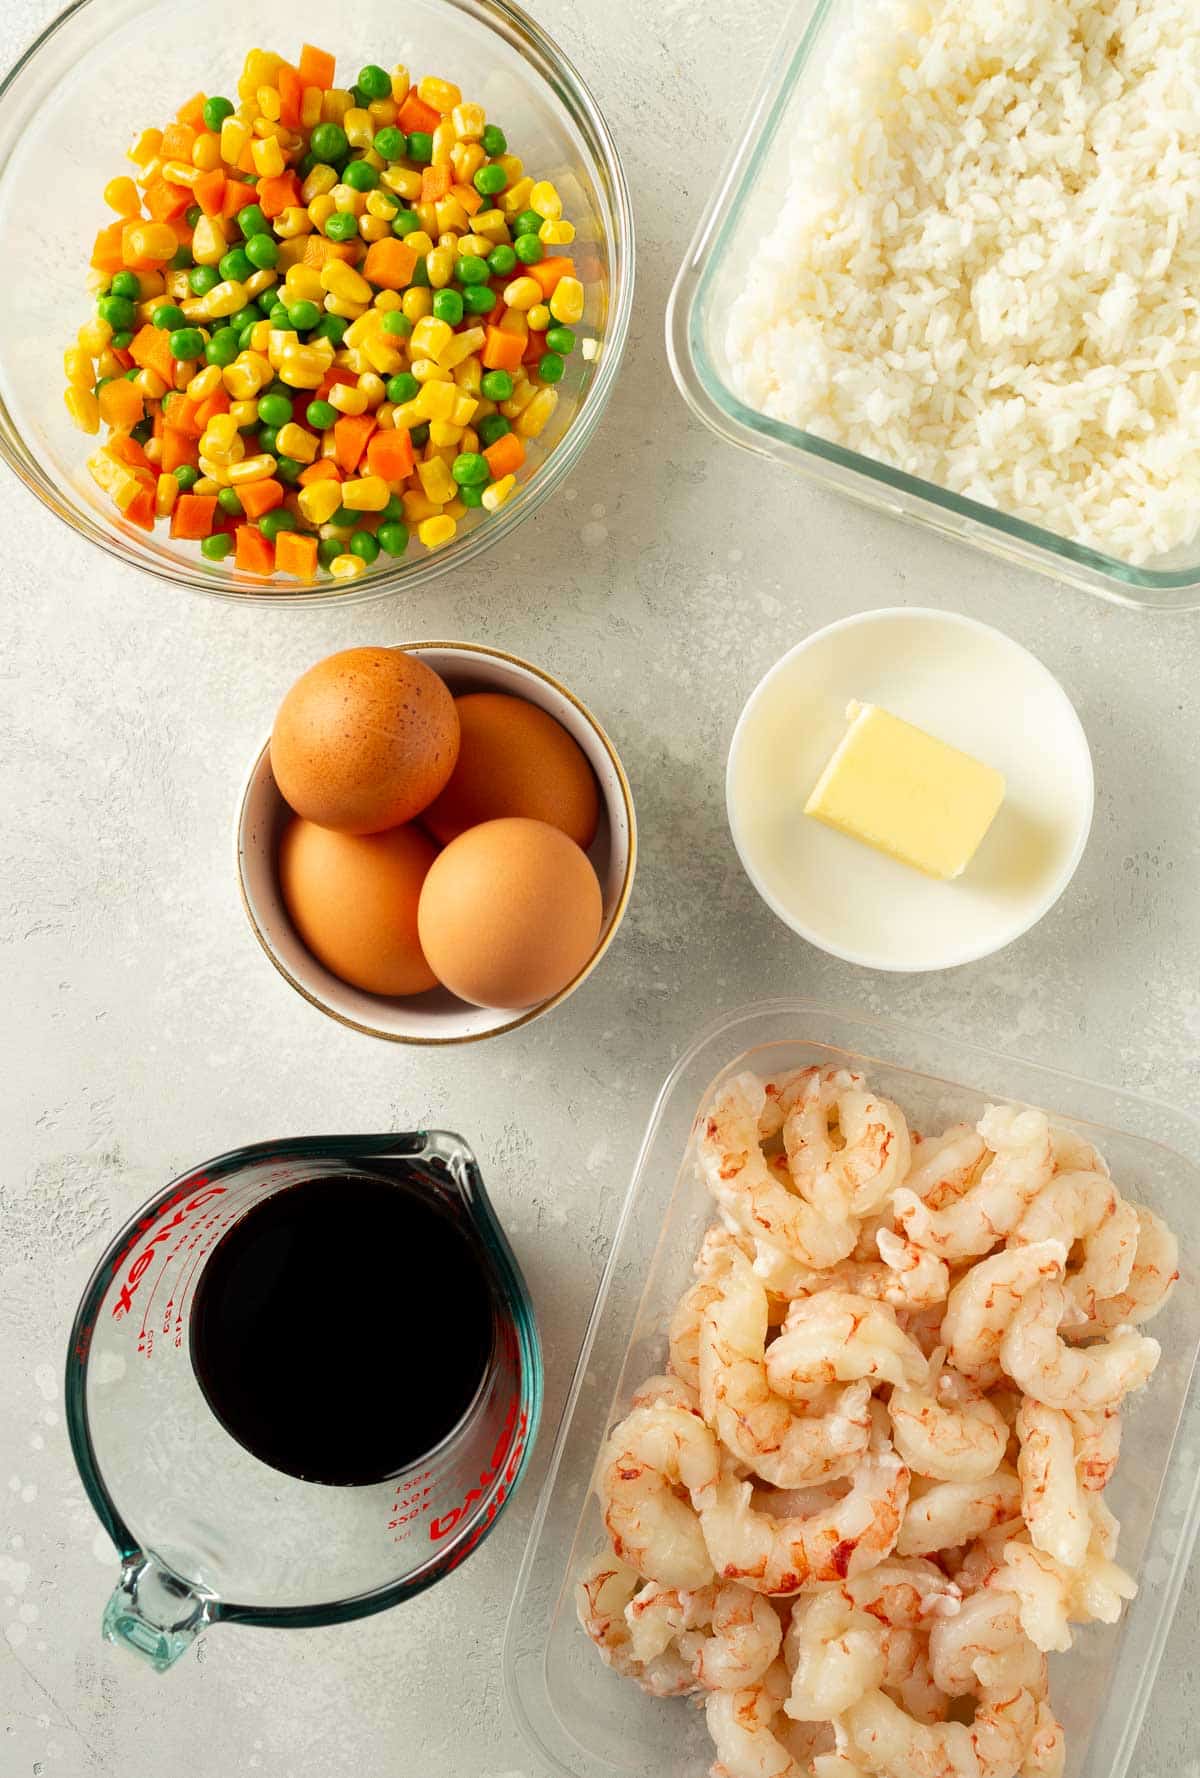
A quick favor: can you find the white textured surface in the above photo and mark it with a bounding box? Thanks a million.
[1,1,1198,1774]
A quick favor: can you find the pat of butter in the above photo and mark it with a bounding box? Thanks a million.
[804,701,1005,880]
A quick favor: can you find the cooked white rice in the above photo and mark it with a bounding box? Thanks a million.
[727,0,1200,565]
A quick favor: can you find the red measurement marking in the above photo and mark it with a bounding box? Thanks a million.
[428,1398,526,1544]
[112,1183,227,1320]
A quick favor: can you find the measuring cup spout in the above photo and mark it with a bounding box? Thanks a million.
[102,1553,216,1673]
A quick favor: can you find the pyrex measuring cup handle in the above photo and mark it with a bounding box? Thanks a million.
[102,1553,216,1673]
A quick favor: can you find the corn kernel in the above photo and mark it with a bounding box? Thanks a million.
[549,276,585,325]
[516,386,559,438]
[431,120,456,167]
[410,359,449,386]
[502,276,542,313]
[190,475,219,495]
[381,166,422,202]
[418,76,461,114]
[275,422,318,463]
[481,473,516,513]
[65,387,100,433]
[202,412,240,452]
[343,107,373,149]
[199,278,250,319]
[329,553,366,581]
[324,294,369,320]
[390,65,411,100]
[500,176,534,219]
[539,218,575,247]
[103,175,140,215]
[453,355,483,396]
[320,261,373,304]
[251,135,285,178]
[267,328,299,365]
[409,316,451,362]
[154,472,179,517]
[191,214,229,266]
[340,474,388,512]
[422,246,452,290]
[78,317,113,355]
[358,215,389,243]
[126,222,179,262]
[95,348,123,381]
[376,402,396,430]
[63,347,93,388]
[135,156,163,190]
[428,419,463,448]
[186,364,222,401]
[365,189,399,221]
[282,265,323,304]
[256,84,282,121]
[227,452,277,485]
[418,514,456,550]
[299,164,336,205]
[450,101,485,141]
[244,271,277,302]
[297,480,343,526]
[500,377,537,419]
[161,159,200,189]
[128,127,163,167]
[229,399,259,429]
[131,367,167,401]
[527,303,551,332]
[239,49,283,96]
[439,327,486,371]
[450,392,479,427]
[277,346,331,389]
[368,97,398,127]
[451,143,486,185]
[528,180,562,222]
[191,133,222,172]
[363,337,403,377]
[275,206,313,239]
[472,208,511,244]
[415,201,439,236]
[322,88,353,123]
[300,85,324,129]
[414,383,458,425]
[307,194,336,230]
[328,382,368,416]
[252,117,289,145]
[141,438,163,467]
[417,456,456,504]
[220,116,252,166]
[434,196,469,236]
[358,372,386,407]
[222,351,273,400]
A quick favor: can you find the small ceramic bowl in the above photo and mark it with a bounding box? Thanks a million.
[236,643,636,1042]
[726,607,1094,972]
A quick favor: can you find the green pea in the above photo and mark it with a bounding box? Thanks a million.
[409,422,430,448]
[185,205,202,229]
[514,233,543,265]
[306,399,337,430]
[244,232,279,270]
[514,209,544,237]
[97,294,135,331]
[391,208,419,238]
[311,314,347,345]
[237,203,270,241]
[478,413,510,447]
[433,288,464,326]
[219,246,253,283]
[407,130,433,165]
[537,351,565,384]
[463,283,497,315]
[545,324,575,355]
[109,270,141,300]
[257,392,292,429]
[217,487,244,516]
[454,253,490,288]
[380,493,407,525]
[113,329,136,350]
[258,425,278,454]
[381,311,413,337]
[374,126,407,161]
[168,328,205,362]
[317,536,343,568]
[237,323,258,350]
[385,372,420,405]
[189,264,220,296]
[328,504,354,527]
[268,303,292,329]
[480,369,513,401]
[152,303,186,332]
[203,96,235,132]
[410,256,430,287]
[170,246,193,271]
[485,244,516,278]
[324,209,360,242]
[349,529,380,564]
[357,64,392,100]
[287,299,322,332]
[131,417,153,442]
[458,483,485,508]
[124,367,139,380]
[451,451,490,488]
[481,124,507,158]
[260,291,284,318]
[258,509,298,542]
[173,464,200,490]
[201,533,232,561]
[473,163,507,197]
[94,376,114,393]
[276,457,303,485]
[376,520,409,555]
[205,327,240,367]
[228,304,259,332]
[310,122,349,165]
[296,151,318,182]
[343,158,378,192]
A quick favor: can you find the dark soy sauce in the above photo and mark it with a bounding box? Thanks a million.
[190,1172,494,1486]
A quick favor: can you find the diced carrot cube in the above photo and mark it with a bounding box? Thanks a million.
[332,414,377,474]
[125,485,156,530]
[366,429,415,481]
[420,164,452,204]
[302,235,360,269]
[161,427,199,473]
[170,494,218,539]
[297,44,336,91]
[159,122,196,161]
[237,478,284,520]
[193,390,231,430]
[298,458,343,486]
[91,221,128,274]
[454,183,484,217]
[257,172,301,218]
[397,91,441,136]
[144,178,192,223]
[129,324,176,386]
[235,525,275,575]
[483,432,525,479]
[361,238,418,291]
[315,365,359,400]
[481,326,526,372]
[161,391,203,437]
[274,530,318,580]
[176,92,208,130]
[222,179,255,221]
[529,256,574,299]
[106,434,152,472]
[276,64,303,130]
[193,168,227,218]
[237,139,258,176]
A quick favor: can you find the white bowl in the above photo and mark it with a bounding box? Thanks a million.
[236,643,636,1043]
[727,608,1094,972]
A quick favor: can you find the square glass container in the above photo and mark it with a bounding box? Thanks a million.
[503,1000,1200,1778]
[665,0,1200,612]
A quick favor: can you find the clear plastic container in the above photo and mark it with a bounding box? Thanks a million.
[665,2,1200,612]
[503,1000,1200,1778]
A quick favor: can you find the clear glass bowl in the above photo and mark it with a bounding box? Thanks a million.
[666,1,1200,612]
[503,1000,1200,1778]
[0,0,633,605]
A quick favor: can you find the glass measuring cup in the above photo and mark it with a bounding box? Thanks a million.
[65,1131,542,1672]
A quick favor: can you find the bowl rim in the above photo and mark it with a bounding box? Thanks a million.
[235,639,638,1043]
[725,605,1096,973]
[0,0,636,606]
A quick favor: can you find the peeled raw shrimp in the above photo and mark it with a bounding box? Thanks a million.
[597,1403,719,1589]
[784,1560,959,1721]
[1065,1404,1121,1492]
[706,1661,806,1778]
[699,1247,873,1487]
[1090,1203,1179,1328]
[997,1530,1136,1653]
[696,1445,910,1595]
[576,1555,699,1696]
[894,1107,1054,1263]
[896,1469,1022,1558]
[626,1579,783,1691]
[631,1372,702,1414]
[625,1579,712,1665]
[697,1073,858,1270]
[928,1587,1046,1704]
[942,1241,1067,1388]
[888,1350,1009,1483]
[904,1124,988,1210]
[782,1070,911,1220]
[999,1281,1160,1410]
[764,1290,929,1403]
[1009,1172,1138,1321]
[670,1227,745,1393]
[844,1683,1037,1778]
[1014,1400,1088,1569]
[754,1228,949,1314]
[1049,1125,1109,1178]
[1021,1703,1065,1778]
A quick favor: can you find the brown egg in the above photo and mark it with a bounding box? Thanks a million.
[417,817,603,1010]
[421,692,601,848]
[278,817,440,997]
[271,648,460,834]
